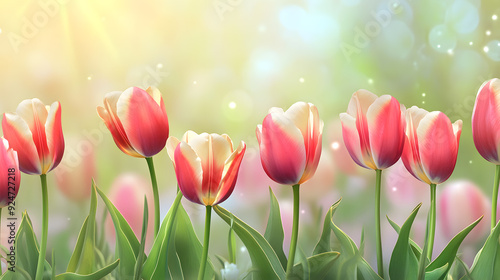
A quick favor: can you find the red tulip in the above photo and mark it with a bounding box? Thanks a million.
[472,78,500,164]
[256,102,323,185]
[167,131,246,206]
[340,90,406,170]
[2,98,64,175]
[0,138,20,208]
[97,86,169,158]
[402,106,462,184]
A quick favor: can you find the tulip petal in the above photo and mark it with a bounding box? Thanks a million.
[98,91,142,158]
[16,99,51,173]
[346,89,378,117]
[166,136,181,163]
[0,138,20,207]
[472,79,500,164]
[299,106,323,184]
[45,102,64,173]
[186,133,233,201]
[174,142,203,204]
[417,112,460,184]
[259,113,306,184]
[214,141,246,205]
[367,95,405,169]
[340,113,370,169]
[116,87,169,157]
[284,102,310,143]
[2,113,41,174]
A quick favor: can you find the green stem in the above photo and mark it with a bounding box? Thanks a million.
[492,165,500,229]
[146,157,160,238]
[286,184,300,278]
[427,183,437,261]
[375,169,384,278]
[35,174,49,280]
[198,205,212,280]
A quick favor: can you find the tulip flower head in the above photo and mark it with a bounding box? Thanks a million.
[2,98,64,175]
[472,78,500,164]
[402,106,462,185]
[256,102,323,185]
[0,138,20,208]
[97,86,169,158]
[167,131,246,206]
[340,90,406,170]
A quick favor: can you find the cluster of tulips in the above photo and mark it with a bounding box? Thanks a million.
[1,79,500,279]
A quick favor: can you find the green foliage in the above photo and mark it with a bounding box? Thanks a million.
[462,221,500,280]
[264,187,287,270]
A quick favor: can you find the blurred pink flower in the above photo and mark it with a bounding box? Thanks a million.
[54,139,96,202]
[106,173,154,248]
[301,150,336,202]
[438,180,489,244]
[385,159,428,208]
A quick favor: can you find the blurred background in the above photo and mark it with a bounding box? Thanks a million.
[1,0,500,276]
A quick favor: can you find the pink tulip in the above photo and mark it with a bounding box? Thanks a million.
[106,173,154,246]
[2,98,64,175]
[54,139,96,202]
[439,181,489,244]
[0,138,20,208]
[167,131,246,206]
[340,90,406,170]
[97,86,169,158]
[472,78,500,164]
[401,106,462,184]
[256,102,323,185]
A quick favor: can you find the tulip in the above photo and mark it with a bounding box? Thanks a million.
[471,78,500,229]
[2,98,64,175]
[167,131,246,280]
[256,102,323,185]
[97,86,169,237]
[340,90,405,278]
[256,101,323,278]
[0,138,20,208]
[106,173,154,248]
[2,98,65,280]
[401,106,462,260]
[439,181,489,244]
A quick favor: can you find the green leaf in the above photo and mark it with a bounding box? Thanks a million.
[387,216,423,260]
[214,205,286,280]
[55,259,120,280]
[134,197,149,280]
[174,204,217,280]
[0,212,53,280]
[328,199,382,280]
[289,252,339,280]
[96,185,140,279]
[312,200,339,255]
[424,264,449,280]
[297,248,310,280]
[389,203,422,280]
[467,220,500,279]
[264,188,287,270]
[141,191,183,280]
[67,181,98,274]
[426,216,482,280]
